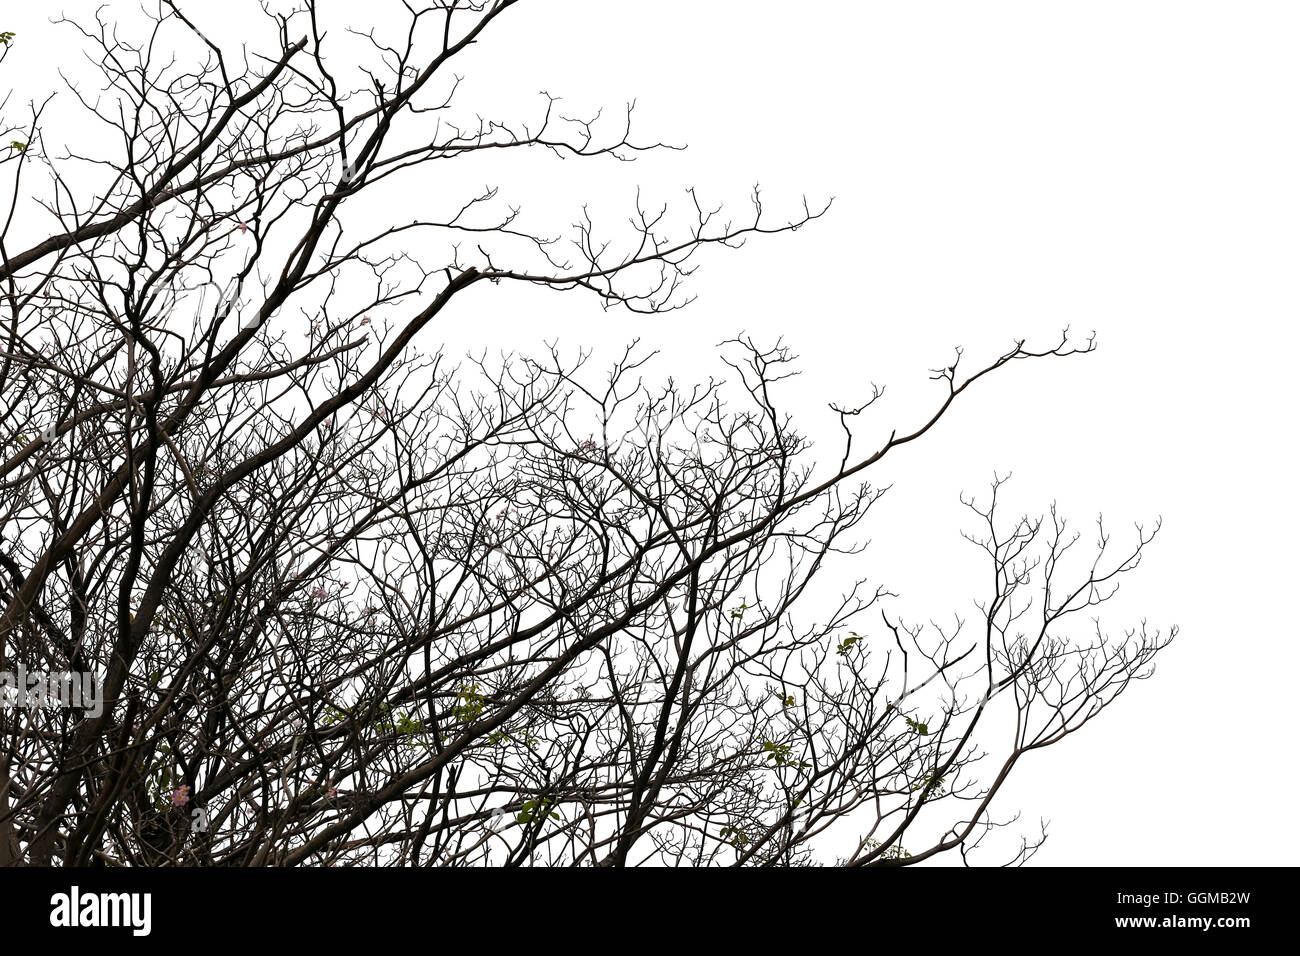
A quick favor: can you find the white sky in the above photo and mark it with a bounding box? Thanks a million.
[3,0,1296,865]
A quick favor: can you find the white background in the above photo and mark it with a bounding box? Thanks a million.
[4,0,1297,865]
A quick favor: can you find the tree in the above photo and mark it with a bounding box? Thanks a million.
[0,2,1174,867]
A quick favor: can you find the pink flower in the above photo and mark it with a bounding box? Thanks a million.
[236,221,249,233]
[327,786,339,798]
[311,586,328,601]
[360,316,372,325]
[170,785,191,807]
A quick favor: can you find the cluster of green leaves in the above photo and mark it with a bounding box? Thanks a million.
[516,797,558,825]
[904,717,929,736]
[0,31,15,46]
[865,838,913,861]
[835,631,862,656]
[451,683,485,724]
[487,728,539,747]
[372,703,424,739]
[320,703,349,727]
[320,701,428,749]
[142,746,179,811]
[719,824,749,848]
[909,772,946,800]
[760,739,809,770]
[149,604,191,636]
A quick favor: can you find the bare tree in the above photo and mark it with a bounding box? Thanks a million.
[0,2,1174,867]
